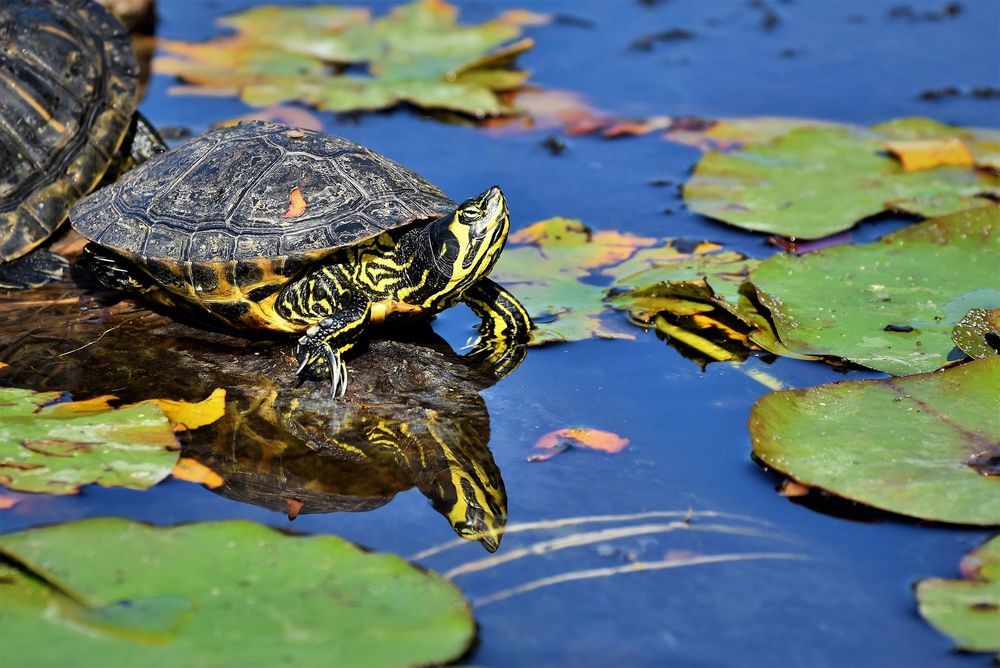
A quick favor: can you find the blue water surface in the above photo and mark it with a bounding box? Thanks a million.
[3,1,998,666]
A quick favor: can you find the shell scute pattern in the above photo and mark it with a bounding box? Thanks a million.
[0,0,136,261]
[71,121,457,266]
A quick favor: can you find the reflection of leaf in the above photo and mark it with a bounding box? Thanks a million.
[750,208,1000,375]
[156,0,535,117]
[170,458,224,489]
[0,388,178,494]
[916,535,1000,653]
[750,357,1000,525]
[529,427,629,461]
[683,119,1000,238]
[0,519,475,666]
[952,308,1000,359]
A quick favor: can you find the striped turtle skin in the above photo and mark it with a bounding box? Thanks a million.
[72,121,533,395]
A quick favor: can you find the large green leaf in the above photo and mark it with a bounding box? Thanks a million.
[0,388,178,494]
[750,207,1000,375]
[916,535,1000,653]
[0,519,474,666]
[683,120,999,239]
[750,357,1000,525]
[156,0,534,117]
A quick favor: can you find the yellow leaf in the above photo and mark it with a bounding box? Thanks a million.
[45,394,118,415]
[171,457,224,489]
[130,388,227,432]
[885,138,975,171]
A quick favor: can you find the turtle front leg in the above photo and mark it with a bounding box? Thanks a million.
[459,278,533,380]
[276,274,372,397]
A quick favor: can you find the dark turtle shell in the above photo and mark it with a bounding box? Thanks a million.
[71,121,457,265]
[0,0,138,262]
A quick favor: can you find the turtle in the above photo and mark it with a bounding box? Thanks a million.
[0,0,165,289]
[71,121,532,394]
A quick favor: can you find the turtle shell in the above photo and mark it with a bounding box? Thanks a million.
[0,0,137,262]
[71,121,457,266]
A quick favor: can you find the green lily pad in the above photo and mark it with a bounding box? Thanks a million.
[608,249,819,360]
[750,207,1000,375]
[0,519,474,666]
[916,535,1000,653]
[750,357,1000,525]
[493,219,739,345]
[0,387,178,494]
[952,308,1000,360]
[156,0,534,117]
[683,119,1000,239]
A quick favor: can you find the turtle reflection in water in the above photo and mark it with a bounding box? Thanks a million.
[187,333,508,552]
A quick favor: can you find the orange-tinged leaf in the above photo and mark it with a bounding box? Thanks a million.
[885,137,975,171]
[603,115,672,138]
[529,427,630,461]
[779,480,811,497]
[171,457,224,489]
[496,8,552,27]
[0,362,8,369]
[0,492,20,509]
[130,388,226,432]
[284,187,307,218]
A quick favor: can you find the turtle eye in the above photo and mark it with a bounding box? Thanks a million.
[459,207,481,225]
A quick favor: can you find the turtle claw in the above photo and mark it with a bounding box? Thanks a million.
[294,330,349,398]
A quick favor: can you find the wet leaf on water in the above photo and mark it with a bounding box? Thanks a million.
[132,388,227,432]
[0,492,19,509]
[492,217,643,344]
[884,137,974,171]
[0,519,475,666]
[750,357,1000,525]
[916,534,1000,652]
[608,247,819,361]
[0,387,178,494]
[170,457,224,489]
[750,207,1000,375]
[683,119,999,239]
[952,308,1000,360]
[156,0,537,117]
[528,427,629,462]
[663,116,840,151]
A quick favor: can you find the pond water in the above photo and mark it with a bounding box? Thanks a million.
[2,0,998,665]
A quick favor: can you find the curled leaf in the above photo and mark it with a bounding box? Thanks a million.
[529,427,629,461]
[130,388,227,432]
[170,458,224,489]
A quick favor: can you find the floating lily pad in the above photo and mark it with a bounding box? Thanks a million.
[608,249,818,361]
[750,357,1000,525]
[0,519,474,666]
[493,218,731,344]
[750,207,1000,375]
[916,535,1000,653]
[156,0,536,117]
[683,119,999,238]
[0,388,178,494]
[952,308,1000,360]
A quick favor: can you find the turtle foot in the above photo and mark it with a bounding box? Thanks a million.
[0,251,68,289]
[295,322,349,397]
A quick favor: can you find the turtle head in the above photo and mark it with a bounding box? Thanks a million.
[433,186,509,289]
[445,471,508,553]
